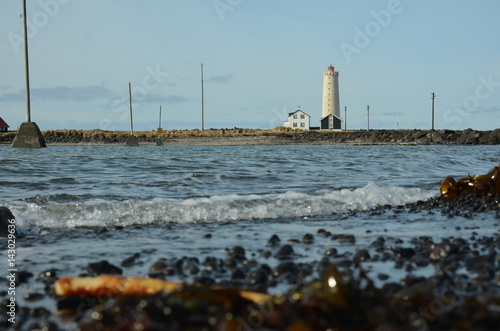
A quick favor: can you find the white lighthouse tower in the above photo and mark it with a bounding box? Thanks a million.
[320,65,342,130]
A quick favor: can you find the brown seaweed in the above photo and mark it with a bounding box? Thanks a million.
[441,166,500,201]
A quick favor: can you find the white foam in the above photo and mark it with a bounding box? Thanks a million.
[11,183,435,229]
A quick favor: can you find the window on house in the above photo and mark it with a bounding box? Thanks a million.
[293,122,298,127]
[300,122,305,127]
[300,114,305,119]
[293,114,298,119]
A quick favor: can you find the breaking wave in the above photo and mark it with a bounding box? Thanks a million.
[9,182,436,229]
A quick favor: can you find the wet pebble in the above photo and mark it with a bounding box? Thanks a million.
[226,246,246,261]
[332,234,356,244]
[23,292,44,302]
[275,244,294,260]
[302,233,314,244]
[353,249,370,264]
[121,253,140,267]
[86,260,122,276]
[324,247,338,256]
[267,234,281,246]
[39,269,58,285]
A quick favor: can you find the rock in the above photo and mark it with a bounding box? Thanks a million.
[0,207,15,237]
[302,233,314,244]
[275,244,294,260]
[267,234,281,246]
[353,249,371,264]
[489,128,500,144]
[226,246,246,261]
[86,260,123,276]
[39,269,58,285]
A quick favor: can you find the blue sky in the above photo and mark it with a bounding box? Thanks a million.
[1,0,499,131]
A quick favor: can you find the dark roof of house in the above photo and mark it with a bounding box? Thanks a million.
[0,117,9,128]
[320,114,342,121]
[288,109,311,117]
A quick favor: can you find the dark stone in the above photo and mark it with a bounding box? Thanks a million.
[324,248,338,256]
[275,244,294,260]
[267,234,281,246]
[121,253,140,267]
[23,292,44,302]
[194,276,215,286]
[230,268,246,280]
[11,122,47,148]
[353,249,371,264]
[394,247,416,259]
[39,269,58,284]
[226,246,246,261]
[17,271,34,285]
[302,233,314,244]
[272,262,299,280]
[0,207,15,237]
[86,260,123,276]
[246,269,268,287]
[149,259,167,273]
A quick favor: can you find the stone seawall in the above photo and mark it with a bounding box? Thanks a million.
[1,128,499,145]
[278,128,500,145]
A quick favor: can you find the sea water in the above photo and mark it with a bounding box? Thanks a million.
[1,144,499,312]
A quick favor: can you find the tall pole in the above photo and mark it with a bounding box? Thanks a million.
[344,106,347,131]
[22,0,31,122]
[159,105,162,129]
[201,63,205,131]
[129,82,133,135]
[367,105,370,131]
[431,92,436,130]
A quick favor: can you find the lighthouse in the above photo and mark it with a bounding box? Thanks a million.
[320,65,342,130]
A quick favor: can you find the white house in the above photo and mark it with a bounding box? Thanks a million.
[283,107,310,130]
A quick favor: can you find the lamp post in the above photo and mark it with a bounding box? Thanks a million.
[11,0,46,148]
[201,63,205,131]
[156,105,163,146]
[125,82,139,146]
[367,105,370,131]
[344,106,347,131]
[431,92,436,130]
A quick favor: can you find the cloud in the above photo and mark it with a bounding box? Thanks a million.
[479,106,500,114]
[0,85,112,103]
[144,94,192,104]
[205,74,234,84]
[380,111,401,116]
[106,92,192,111]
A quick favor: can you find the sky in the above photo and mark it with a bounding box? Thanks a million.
[1,0,499,131]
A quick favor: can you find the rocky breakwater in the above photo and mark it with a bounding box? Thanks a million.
[280,128,500,145]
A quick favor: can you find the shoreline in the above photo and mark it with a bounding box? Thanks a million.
[1,128,499,146]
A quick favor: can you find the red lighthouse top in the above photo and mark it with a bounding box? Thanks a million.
[328,65,335,70]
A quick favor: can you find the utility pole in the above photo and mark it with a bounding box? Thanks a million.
[367,105,370,131]
[431,92,436,130]
[344,106,347,131]
[125,82,139,146]
[129,82,133,135]
[11,0,46,148]
[156,105,163,146]
[201,63,205,131]
[158,105,162,133]
[22,0,30,123]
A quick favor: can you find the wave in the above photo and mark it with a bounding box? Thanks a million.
[9,183,436,229]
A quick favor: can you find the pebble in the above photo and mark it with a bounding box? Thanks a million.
[275,244,294,260]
